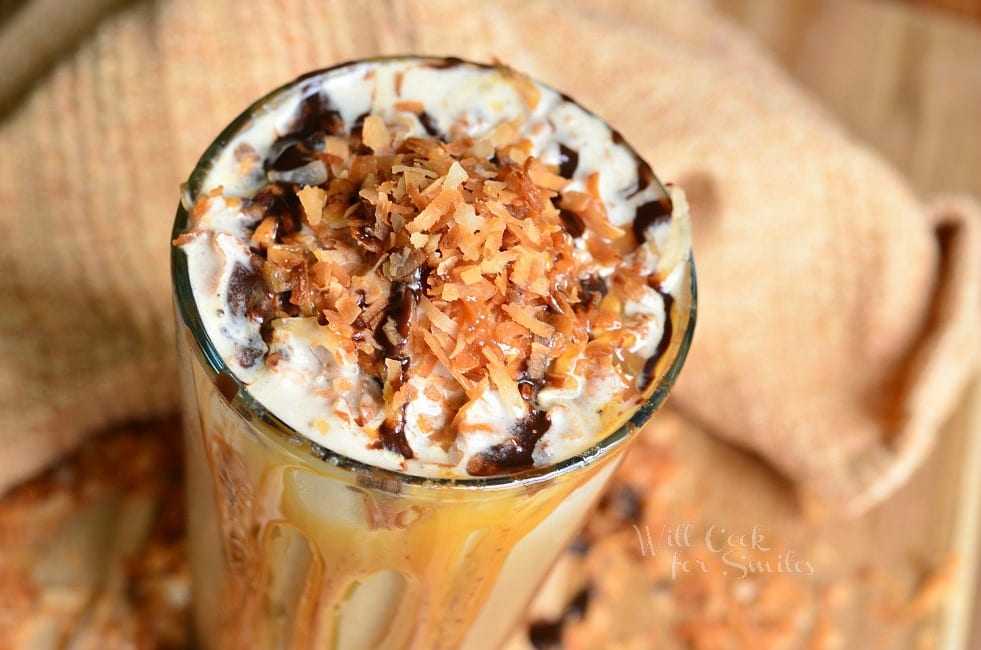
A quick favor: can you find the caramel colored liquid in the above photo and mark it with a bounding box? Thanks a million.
[177,326,623,650]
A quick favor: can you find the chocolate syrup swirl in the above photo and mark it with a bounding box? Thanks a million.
[248,183,304,237]
[375,267,430,459]
[262,88,345,175]
[557,143,579,179]
[418,111,441,137]
[470,335,558,475]
[467,409,552,476]
[267,138,315,172]
[577,274,608,311]
[378,409,413,459]
[226,262,276,368]
[639,291,674,391]
[632,196,673,245]
[290,88,344,138]
[559,208,586,238]
[628,161,656,198]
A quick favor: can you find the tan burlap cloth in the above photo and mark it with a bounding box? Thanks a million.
[0,0,977,517]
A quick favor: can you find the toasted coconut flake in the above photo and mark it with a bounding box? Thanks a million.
[261,261,292,293]
[481,180,505,197]
[324,136,349,159]
[422,329,476,395]
[458,265,483,285]
[527,159,568,192]
[495,319,529,344]
[527,341,551,378]
[510,248,532,286]
[561,190,625,241]
[335,292,362,325]
[394,100,424,113]
[362,115,392,153]
[502,303,555,339]
[382,358,401,402]
[171,231,200,247]
[444,161,469,190]
[488,119,521,148]
[393,164,437,179]
[419,174,446,201]
[407,187,460,233]
[441,282,464,302]
[507,146,529,165]
[266,244,303,268]
[424,233,443,255]
[310,261,333,290]
[561,191,590,212]
[483,344,524,407]
[469,136,495,160]
[419,295,457,335]
[359,298,387,330]
[436,254,459,275]
[382,248,425,282]
[250,216,278,249]
[480,249,517,275]
[297,185,327,226]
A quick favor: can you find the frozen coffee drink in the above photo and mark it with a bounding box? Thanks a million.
[172,56,695,650]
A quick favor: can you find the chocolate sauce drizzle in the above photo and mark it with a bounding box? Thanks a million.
[632,195,673,245]
[467,337,559,475]
[267,138,314,172]
[559,208,586,238]
[418,111,441,137]
[467,409,552,476]
[226,262,276,367]
[639,290,674,391]
[375,267,429,460]
[628,161,656,198]
[577,274,608,312]
[260,87,344,177]
[557,143,579,179]
[249,183,304,237]
[290,87,344,139]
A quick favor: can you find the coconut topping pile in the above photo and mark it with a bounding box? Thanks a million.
[176,58,690,477]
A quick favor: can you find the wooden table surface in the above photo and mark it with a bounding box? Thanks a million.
[713,1,981,647]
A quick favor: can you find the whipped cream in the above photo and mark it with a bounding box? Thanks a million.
[177,57,691,478]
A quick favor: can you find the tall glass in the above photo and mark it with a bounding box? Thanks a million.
[172,61,696,650]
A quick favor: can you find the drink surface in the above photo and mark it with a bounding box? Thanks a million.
[176,57,691,479]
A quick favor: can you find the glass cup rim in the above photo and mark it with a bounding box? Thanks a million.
[171,54,697,492]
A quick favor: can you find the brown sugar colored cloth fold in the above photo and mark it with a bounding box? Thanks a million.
[0,0,977,516]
